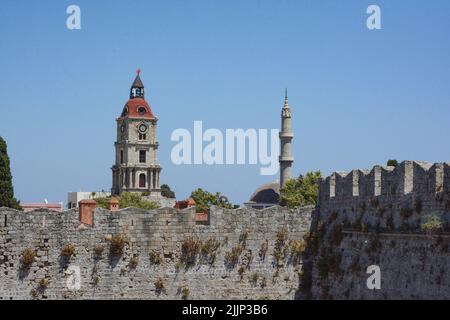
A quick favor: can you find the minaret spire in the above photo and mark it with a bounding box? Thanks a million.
[283,88,290,109]
[279,90,294,189]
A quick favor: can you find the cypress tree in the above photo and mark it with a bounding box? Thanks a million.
[0,136,20,209]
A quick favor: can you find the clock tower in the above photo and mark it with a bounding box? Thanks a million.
[111,71,162,197]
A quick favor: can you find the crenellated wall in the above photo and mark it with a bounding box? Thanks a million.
[317,161,450,232]
[1,161,450,300]
[320,161,450,203]
[0,205,313,300]
[310,161,450,299]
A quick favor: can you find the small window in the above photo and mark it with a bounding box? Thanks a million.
[131,88,142,98]
[120,150,124,164]
[139,150,146,163]
[139,173,146,188]
[139,133,146,140]
[138,107,146,115]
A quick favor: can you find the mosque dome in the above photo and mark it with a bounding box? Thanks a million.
[245,182,280,209]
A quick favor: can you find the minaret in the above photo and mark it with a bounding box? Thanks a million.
[279,89,294,189]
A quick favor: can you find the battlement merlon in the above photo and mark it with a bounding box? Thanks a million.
[319,161,450,205]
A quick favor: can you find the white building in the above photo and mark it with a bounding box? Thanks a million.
[67,191,111,209]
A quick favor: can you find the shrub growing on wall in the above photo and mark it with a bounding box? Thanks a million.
[149,250,162,265]
[61,244,76,258]
[21,248,35,270]
[109,234,127,256]
[93,245,105,258]
[200,238,220,265]
[421,215,443,234]
[224,245,243,268]
[154,278,165,294]
[181,286,190,300]
[180,237,200,267]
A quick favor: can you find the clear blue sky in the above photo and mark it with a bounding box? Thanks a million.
[1,1,450,206]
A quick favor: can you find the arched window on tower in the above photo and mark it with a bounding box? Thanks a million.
[139,173,146,188]
[131,88,144,99]
[139,150,146,163]
[138,107,146,115]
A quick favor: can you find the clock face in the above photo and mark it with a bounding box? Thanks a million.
[138,124,148,133]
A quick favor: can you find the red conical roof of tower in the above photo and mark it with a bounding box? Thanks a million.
[119,98,155,119]
[118,70,156,120]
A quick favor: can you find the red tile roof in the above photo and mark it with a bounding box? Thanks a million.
[119,98,156,120]
[79,199,97,204]
[21,203,63,212]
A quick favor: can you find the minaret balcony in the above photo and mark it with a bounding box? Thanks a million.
[279,132,294,139]
[279,156,294,162]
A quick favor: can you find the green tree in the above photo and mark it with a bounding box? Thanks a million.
[94,197,109,209]
[280,171,322,209]
[161,184,176,198]
[119,192,159,210]
[0,137,20,209]
[387,159,398,167]
[190,188,236,213]
[91,193,160,210]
